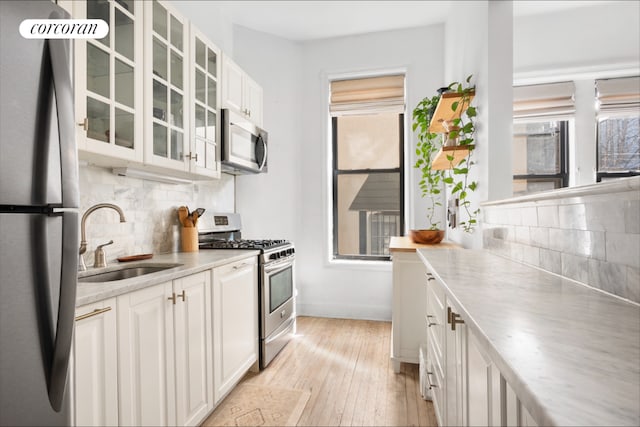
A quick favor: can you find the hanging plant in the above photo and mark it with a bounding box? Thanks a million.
[443,75,479,233]
[413,75,479,234]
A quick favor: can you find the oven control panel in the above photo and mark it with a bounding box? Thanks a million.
[268,247,295,260]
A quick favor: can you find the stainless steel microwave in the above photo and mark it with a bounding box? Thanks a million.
[221,109,268,174]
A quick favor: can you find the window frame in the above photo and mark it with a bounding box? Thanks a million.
[595,116,640,182]
[512,120,569,194]
[331,113,405,262]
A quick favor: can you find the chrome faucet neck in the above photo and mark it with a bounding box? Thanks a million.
[78,203,126,271]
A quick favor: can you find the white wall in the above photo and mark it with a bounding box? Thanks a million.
[232,27,302,242]
[443,1,514,249]
[293,26,445,320]
[513,1,640,81]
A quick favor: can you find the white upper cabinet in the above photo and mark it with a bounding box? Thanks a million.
[143,0,190,172]
[73,0,144,164]
[188,25,221,178]
[221,55,263,127]
[68,0,261,180]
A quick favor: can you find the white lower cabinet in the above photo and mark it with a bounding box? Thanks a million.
[73,299,118,427]
[74,257,259,427]
[444,298,466,427]
[212,257,258,403]
[425,267,535,427]
[173,272,214,426]
[117,281,176,426]
[391,250,427,373]
[117,270,212,427]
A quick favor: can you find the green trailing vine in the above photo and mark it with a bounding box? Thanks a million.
[413,75,479,233]
[413,94,445,230]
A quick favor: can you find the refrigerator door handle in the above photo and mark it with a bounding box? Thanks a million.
[48,35,79,209]
[47,211,78,411]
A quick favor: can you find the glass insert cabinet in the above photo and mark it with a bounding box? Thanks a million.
[73,0,144,163]
[71,0,221,178]
[144,0,189,171]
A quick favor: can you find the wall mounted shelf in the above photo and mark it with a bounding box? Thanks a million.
[431,145,475,170]
[428,91,476,133]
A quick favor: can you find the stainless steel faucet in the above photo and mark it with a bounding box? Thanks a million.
[78,203,126,271]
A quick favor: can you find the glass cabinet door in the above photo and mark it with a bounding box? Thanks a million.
[146,0,188,170]
[76,0,142,162]
[190,26,221,177]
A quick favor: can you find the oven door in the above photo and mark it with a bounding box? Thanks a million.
[261,256,294,339]
[221,109,267,174]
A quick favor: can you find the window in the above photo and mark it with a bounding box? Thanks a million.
[513,82,574,195]
[595,76,640,182]
[330,75,405,261]
[512,120,568,196]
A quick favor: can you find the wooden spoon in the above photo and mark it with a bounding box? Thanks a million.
[178,206,190,227]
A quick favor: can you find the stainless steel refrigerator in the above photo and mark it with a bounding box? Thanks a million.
[0,1,79,425]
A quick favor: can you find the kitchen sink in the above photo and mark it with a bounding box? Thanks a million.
[78,263,182,283]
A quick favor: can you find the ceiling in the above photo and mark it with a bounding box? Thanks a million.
[212,1,611,42]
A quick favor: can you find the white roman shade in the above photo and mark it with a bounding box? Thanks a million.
[330,75,405,116]
[513,81,575,119]
[596,76,640,118]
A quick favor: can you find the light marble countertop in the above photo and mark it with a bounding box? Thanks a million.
[417,248,640,427]
[76,250,260,307]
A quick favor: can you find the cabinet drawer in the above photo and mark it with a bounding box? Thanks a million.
[427,358,444,426]
[427,315,444,364]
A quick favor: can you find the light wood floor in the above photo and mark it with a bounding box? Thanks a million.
[202,316,438,427]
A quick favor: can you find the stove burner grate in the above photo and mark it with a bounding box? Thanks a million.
[199,239,288,250]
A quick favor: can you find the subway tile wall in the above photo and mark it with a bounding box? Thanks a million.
[78,164,234,267]
[482,177,640,303]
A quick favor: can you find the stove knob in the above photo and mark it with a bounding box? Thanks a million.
[280,250,287,257]
[270,253,279,260]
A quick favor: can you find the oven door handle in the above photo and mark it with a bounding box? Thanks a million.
[264,258,293,275]
[265,316,295,345]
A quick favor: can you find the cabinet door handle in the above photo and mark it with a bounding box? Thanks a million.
[233,262,248,270]
[186,152,198,162]
[77,117,88,131]
[426,273,435,281]
[450,310,464,331]
[426,371,438,389]
[426,314,437,327]
[168,292,177,305]
[178,290,186,302]
[75,306,111,321]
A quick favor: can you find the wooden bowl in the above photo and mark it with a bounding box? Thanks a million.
[409,229,445,244]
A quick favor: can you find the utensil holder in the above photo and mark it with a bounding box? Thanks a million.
[181,227,198,252]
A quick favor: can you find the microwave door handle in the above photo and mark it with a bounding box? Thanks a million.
[256,135,267,171]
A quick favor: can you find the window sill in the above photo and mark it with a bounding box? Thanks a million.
[326,258,392,272]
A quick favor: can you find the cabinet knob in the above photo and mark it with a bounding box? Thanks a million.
[178,290,186,302]
[78,117,88,131]
[168,293,177,305]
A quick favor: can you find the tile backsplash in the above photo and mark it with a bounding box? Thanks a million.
[79,164,234,266]
[482,177,640,303]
